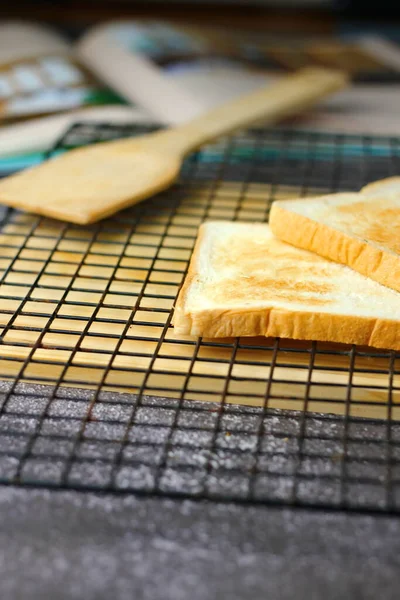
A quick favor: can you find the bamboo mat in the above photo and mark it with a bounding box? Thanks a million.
[0,181,398,421]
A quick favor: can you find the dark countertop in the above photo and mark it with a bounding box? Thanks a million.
[0,486,399,600]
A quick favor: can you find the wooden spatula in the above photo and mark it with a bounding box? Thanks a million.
[0,68,347,224]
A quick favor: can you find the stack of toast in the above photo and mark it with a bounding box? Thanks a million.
[174,177,400,351]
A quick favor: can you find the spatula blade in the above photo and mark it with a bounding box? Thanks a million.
[0,141,180,224]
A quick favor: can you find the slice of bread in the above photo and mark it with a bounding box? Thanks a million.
[362,176,400,197]
[173,221,400,350]
[269,182,400,292]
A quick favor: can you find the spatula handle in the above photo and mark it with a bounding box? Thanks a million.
[155,67,347,155]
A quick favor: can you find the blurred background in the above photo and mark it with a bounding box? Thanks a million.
[1,0,400,170]
[1,0,400,36]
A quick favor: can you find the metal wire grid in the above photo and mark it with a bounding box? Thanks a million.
[0,122,400,512]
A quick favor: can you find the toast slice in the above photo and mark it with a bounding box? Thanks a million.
[362,176,400,198]
[173,221,400,350]
[269,183,400,292]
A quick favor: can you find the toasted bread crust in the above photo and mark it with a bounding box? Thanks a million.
[173,223,207,332]
[269,203,400,293]
[175,304,400,350]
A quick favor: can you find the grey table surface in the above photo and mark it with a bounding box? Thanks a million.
[0,486,399,600]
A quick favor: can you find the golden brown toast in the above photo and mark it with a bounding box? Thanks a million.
[269,178,400,292]
[174,221,400,350]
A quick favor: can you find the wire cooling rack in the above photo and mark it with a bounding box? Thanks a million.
[0,122,400,513]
